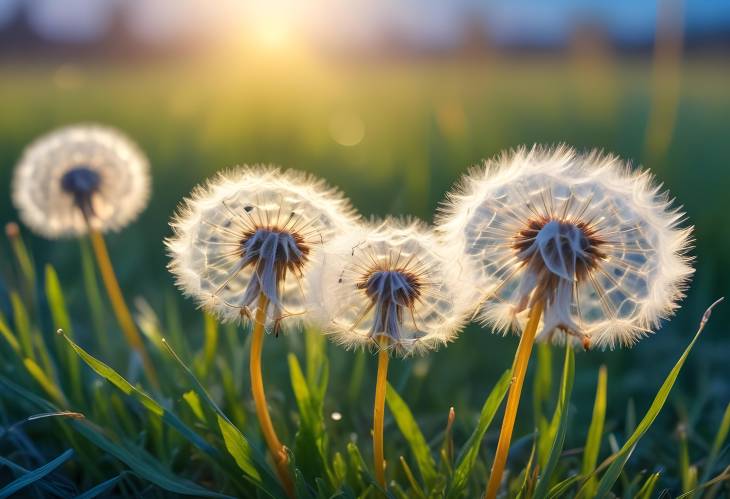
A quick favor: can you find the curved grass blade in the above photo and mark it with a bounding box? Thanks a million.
[534,343,553,470]
[23,357,68,407]
[579,365,607,498]
[45,265,83,403]
[73,420,232,498]
[75,472,128,499]
[635,472,661,499]
[400,456,427,499]
[59,331,218,458]
[183,390,206,422]
[699,402,730,487]
[0,455,74,497]
[6,222,36,292]
[217,415,262,484]
[681,465,730,499]
[0,411,84,441]
[589,298,723,499]
[196,313,218,379]
[0,448,73,499]
[515,435,538,499]
[386,382,438,489]
[160,339,282,496]
[289,353,331,486]
[0,376,229,498]
[533,343,575,499]
[0,312,21,355]
[10,292,33,360]
[547,474,583,499]
[447,369,511,498]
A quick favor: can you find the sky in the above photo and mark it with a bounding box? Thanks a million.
[1,0,729,48]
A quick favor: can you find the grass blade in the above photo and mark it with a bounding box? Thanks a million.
[635,472,660,499]
[533,343,575,499]
[217,415,262,484]
[73,420,232,498]
[183,389,206,422]
[590,298,723,498]
[160,339,281,495]
[45,264,83,403]
[288,352,330,486]
[400,456,427,499]
[10,291,34,360]
[0,312,21,355]
[60,331,218,458]
[197,313,219,379]
[5,222,36,291]
[386,381,438,488]
[580,365,607,497]
[448,369,511,498]
[0,375,231,497]
[533,343,553,427]
[699,402,730,487]
[0,449,73,499]
[23,357,68,407]
[547,474,583,498]
[75,473,127,499]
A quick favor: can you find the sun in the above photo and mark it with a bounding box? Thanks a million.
[252,17,294,51]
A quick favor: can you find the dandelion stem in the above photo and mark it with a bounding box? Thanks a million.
[485,300,544,499]
[89,229,159,388]
[373,339,390,491]
[250,293,294,497]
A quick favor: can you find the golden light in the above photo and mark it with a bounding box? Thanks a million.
[251,16,294,51]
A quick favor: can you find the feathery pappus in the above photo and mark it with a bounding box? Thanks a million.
[437,145,694,349]
[166,166,360,332]
[12,124,150,238]
[308,218,475,356]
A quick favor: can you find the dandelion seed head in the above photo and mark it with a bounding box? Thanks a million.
[12,124,150,238]
[437,145,694,349]
[166,166,359,330]
[308,218,475,356]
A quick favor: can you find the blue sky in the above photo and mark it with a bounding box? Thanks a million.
[1,0,729,46]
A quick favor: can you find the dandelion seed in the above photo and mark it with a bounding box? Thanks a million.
[308,218,473,356]
[12,124,150,239]
[437,145,693,349]
[11,124,157,387]
[307,217,474,490]
[167,166,359,330]
[167,166,358,496]
[437,145,694,499]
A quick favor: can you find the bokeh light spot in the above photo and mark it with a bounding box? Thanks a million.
[329,111,365,147]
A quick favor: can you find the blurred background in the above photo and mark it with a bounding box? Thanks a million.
[0,0,728,477]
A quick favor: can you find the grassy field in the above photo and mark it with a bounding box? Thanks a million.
[0,55,729,496]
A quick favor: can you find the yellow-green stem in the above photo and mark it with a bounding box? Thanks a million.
[373,341,390,491]
[250,294,294,497]
[89,229,159,388]
[485,301,544,499]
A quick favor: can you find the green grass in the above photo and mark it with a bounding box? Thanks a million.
[0,55,729,496]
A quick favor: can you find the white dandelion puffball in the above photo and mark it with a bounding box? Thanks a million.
[167,166,360,330]
[437,146,694,350]
[308,218,475,356]
[12,124,150,238]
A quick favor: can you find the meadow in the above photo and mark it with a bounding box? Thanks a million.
[0,54,729,497]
